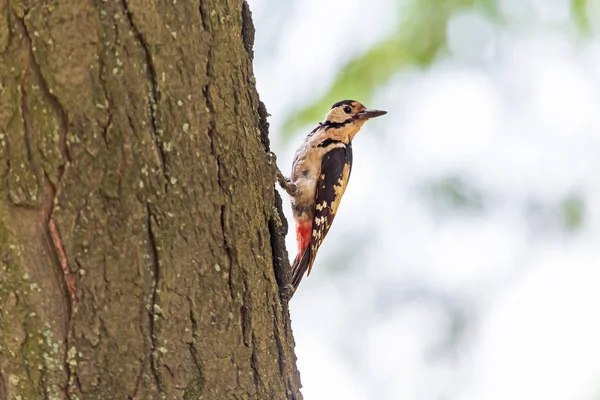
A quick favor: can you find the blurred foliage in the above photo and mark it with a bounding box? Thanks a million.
[283,0,595,138]
[525,193,585,233]
[282,0,499,137]
[426,303,471,360]
[572,0,590,34]
[425,179,585,232]
[422,176,485,213]
[560,193,585,231]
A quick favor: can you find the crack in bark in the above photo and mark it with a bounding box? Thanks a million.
[20,9,77,310]
[130,289,151,400]
[0,368,5,400]
[198,1,211,32]
[186,297,201,370]
[128,365,144,400]
[186,297,205,397]
[145,204,163,394]
[20,12,79,398]
[198,0,221,195]
[249,332,261,391]
[45,192,77,311]
[43,173,75,400]
[221,205,235,303]
[19,65,35,166]
[48,218,77,307]
[240,278,251,347]
[209,121,221,188]
[96,45,111,148]
[16,10,36,174]
[72,374,82,398]
[203,81,221,196]
[121,0,167,185]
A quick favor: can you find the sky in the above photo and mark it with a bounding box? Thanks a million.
[248,0,600,398]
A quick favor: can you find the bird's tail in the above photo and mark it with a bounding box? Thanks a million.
[291,247,311,290]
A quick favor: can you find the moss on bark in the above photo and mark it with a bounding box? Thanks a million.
[0,0,300,398]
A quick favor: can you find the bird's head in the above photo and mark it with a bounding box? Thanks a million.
[323,100,387,139]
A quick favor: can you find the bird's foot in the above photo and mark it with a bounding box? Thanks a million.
[267,152,298,196]
[266,151,278,167]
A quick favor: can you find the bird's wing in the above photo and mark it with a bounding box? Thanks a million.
[291,143,353,289]
[308,143,353,275]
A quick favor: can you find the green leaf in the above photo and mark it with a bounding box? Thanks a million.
[281,0,499,139]
[561,193,585,231]
[572,0,590,35]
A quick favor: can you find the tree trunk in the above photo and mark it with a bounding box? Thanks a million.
[0,0,300,398]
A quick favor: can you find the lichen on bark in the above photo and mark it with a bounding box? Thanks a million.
[0,0,301,398]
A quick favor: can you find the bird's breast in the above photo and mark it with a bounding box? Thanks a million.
[291,173,318,216]
[290,147,321,216]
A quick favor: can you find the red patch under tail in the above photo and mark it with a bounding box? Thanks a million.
[295,221,311,253]
[291,220,312,290]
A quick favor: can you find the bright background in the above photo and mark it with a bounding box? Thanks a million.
[247,0,600,399]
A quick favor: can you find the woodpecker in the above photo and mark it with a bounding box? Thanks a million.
[274,100,387,292]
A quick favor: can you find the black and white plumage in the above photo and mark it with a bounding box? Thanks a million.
[291,143,353,288]
[275,100,387,294]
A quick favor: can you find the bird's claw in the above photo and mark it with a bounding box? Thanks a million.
[268,151,285,182]
[268,152,298,196]
[266,151,277,165]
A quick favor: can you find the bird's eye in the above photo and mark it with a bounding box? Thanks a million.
[343,106,352,114]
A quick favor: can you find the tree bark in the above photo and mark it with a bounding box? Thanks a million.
[0,0,300,398]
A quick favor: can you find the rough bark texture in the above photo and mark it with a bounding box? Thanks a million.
[0,0,300,398]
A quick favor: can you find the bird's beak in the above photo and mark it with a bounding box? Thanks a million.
[357,109,387,120]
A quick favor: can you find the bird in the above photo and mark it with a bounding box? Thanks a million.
[274,100,387,293]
